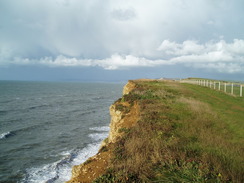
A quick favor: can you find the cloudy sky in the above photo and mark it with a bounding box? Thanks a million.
[0,0,244,81]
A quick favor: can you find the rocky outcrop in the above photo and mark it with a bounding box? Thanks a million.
[107,103,124,143]
[123,80,136,95]
[108,101,139,144]
[67,81,139,183]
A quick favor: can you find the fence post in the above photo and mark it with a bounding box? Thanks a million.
[231,83,234,95]
[219,82,221,90]
[224,83,227,93]
[240,85,242,97]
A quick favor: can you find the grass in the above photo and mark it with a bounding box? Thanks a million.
[184,78,244,97]
[213,83,242,96]
[93,80,244,183]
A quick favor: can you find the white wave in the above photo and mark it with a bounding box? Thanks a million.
[53,163,72,183]
[23,162,58,183]
[89,126,110,132]
[57,143,101,182]
[59,150,71,156]
[22,143,101,183]
[22,127,108,182]
[72,143,100,166]
[88,133,108,142]
[0,131,11,139]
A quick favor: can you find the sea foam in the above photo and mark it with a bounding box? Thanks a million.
[0,131,13,139]
[89,126,110,132]
[22,143,101,183]
[22,126,108,183]
[89,133,108,141]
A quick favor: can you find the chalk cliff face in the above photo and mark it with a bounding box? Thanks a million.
[108,100,139,144]
[108,80,138,143]
[67,81,139,183]
[108,104,124,143]
[123,80,136,95]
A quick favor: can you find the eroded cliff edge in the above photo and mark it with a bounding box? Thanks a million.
[67,80,139,183]
[67,79,243,182]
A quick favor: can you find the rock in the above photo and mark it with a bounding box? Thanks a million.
[123,80,136,95]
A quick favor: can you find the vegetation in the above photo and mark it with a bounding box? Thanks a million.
[94,80,244,183]
[185,78,243,96]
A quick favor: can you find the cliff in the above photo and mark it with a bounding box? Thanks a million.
[67,81,139,183]
[67,79,244,183]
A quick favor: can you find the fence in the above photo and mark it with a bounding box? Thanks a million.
[180,79,243,97]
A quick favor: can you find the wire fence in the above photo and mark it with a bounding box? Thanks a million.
[180,79,243,97]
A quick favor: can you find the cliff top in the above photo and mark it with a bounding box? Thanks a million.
[68,79,244,183]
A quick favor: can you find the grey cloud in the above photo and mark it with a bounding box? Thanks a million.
[111,8,136,21]
[0,0,244,76]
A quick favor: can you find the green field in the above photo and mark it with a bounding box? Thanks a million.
[94,80,244,183]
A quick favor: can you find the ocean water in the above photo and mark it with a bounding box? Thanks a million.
[0,81,124,183]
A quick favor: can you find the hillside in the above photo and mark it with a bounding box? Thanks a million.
[68,79,244,183]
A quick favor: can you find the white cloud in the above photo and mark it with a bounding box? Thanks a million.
[37,54,171,70]
[157,40,205,55]
[5,39,244,74]
[158,39,244,73]
[158,39,244,61]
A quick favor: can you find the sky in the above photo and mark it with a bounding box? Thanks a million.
[0,0,244,82]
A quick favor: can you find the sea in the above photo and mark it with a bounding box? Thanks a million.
[0,81,124,183]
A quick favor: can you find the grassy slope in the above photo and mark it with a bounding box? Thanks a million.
[94,80,244,183]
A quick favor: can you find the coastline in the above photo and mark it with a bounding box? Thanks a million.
[67,80,138,182]
[67,79,244,182]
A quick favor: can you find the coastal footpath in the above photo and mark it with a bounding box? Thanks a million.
[68,79,244,183]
